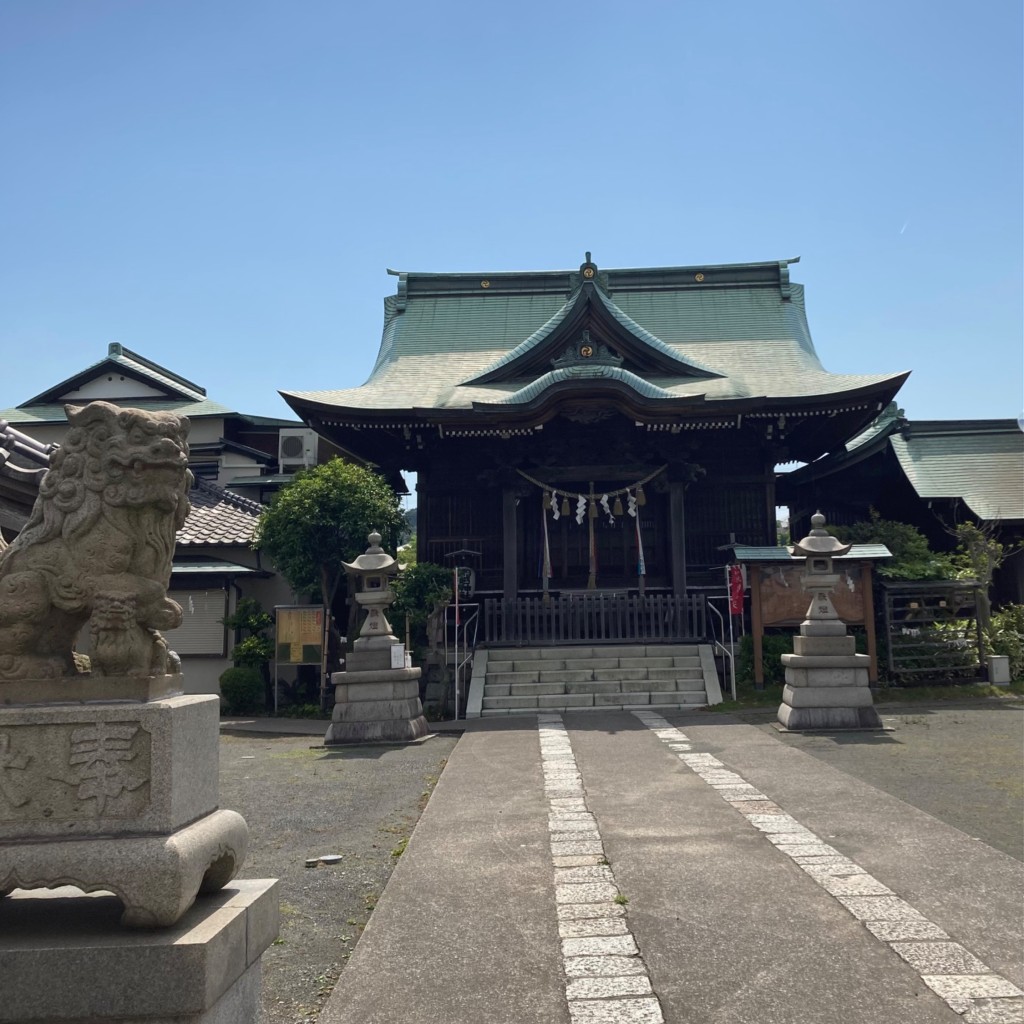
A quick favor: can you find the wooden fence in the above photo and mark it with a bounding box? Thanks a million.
[482,592,707,646]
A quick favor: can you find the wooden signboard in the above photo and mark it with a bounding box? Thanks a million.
[747,560,879,686]
[275,605,325,666]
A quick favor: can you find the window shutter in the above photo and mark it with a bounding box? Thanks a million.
[166,589,228,656]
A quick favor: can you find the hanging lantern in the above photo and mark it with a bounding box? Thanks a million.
[561,496,570,517]
[613,495,624,517]
[636,484,647,506]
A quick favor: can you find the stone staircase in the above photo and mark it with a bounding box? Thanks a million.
[466,644,723,717]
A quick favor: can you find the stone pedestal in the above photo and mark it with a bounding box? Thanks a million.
[778,631,883,730]
[325,650,428,744]
[0,878,278,1022]
[0,693,249,926]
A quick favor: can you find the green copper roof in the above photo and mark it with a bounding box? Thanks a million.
[482,366,677,406]
[732,543,892,562]
[890,421,1024,521]
[284,258,907,416]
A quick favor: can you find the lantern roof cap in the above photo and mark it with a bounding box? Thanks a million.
[343,531,399,575]
[792,511,852,558]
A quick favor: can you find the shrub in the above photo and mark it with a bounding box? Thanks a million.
[833,512,954,580]
[391,562,452,625]
[986,604,1024,681]
[390,562,453,656]
[736,633,791,687]
[219,666,265,715]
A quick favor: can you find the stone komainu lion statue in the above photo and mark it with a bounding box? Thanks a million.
[0,402,192,681]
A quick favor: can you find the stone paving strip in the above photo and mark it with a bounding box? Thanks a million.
[632,710,1024,1024]
[537,713,666,1024]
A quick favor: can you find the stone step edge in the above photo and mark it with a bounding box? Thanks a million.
[479,702,711,716]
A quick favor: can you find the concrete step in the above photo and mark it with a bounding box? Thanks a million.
[510,682,566,696]
[537,669,593,684]
[482,695,539,710]
[513,659,562,672]
[473,644,721,720]
[647,667,703,682]
[566,681,621,695]
[487,670,541,686]
[619,656,674,669]
[479,697,711,716]
[593,668,648,682]
[562,658,618,671]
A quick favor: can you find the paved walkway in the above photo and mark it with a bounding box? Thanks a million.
[314,708,1023,1024]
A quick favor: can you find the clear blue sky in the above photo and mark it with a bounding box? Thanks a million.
[2,1,1021,425]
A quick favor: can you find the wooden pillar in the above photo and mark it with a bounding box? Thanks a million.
[862,562,879,683]
[764,461,777,545]
[415,473,428,565]
[751,565,765,689]
[502,486,518,602]
[669,482,686,599]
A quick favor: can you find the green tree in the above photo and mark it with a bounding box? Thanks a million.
[391,562,452,654]
[254,458,404,663]
[950,521,1016,628]
[833,510,953,580]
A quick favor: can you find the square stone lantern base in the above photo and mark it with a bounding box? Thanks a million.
[778,632,882,730]
[324,664,429,744]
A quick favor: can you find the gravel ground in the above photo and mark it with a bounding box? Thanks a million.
[747,699,1024,860]
[219,732,459,1024]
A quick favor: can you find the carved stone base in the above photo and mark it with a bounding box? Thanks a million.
[0,692,249,927]
[325,667,429,744]
[777,647,882,731]
[0,673,184,707]
[0,808,248,927]
[0,694,220,841]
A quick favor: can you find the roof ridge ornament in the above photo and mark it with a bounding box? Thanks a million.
[551,330,623,370]
[580,252,598,281]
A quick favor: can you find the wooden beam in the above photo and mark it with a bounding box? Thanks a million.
[502,487,518,601]
[669,482,686,598]
[751,567,765,689]
[862,562,878,684]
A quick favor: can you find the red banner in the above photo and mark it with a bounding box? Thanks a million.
[728,565,744,615]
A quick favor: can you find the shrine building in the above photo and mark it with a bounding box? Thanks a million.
[282,255,908,645]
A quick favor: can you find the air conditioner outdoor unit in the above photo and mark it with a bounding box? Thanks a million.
[278,428,318,470]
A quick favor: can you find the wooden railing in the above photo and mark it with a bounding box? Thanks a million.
[482,592,707,646]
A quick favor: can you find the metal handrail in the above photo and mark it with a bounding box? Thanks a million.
[706,598,737,701]
[445,603,479,719]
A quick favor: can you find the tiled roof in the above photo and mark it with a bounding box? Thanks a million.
[0,399,237,425]
[732,544,892,562]
[176,478,264,546]
[891,422,1024,521]
[22,343,207,406]
[283,259,908,415]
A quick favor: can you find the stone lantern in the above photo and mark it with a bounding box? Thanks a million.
[344,530,401,649]
[778,512,882,730]
[324,531,428,745]
[791,511,852,632]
